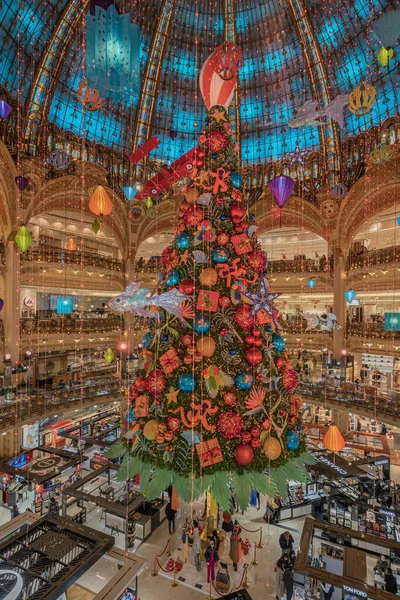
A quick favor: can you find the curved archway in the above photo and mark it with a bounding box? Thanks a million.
[0,141,17,239]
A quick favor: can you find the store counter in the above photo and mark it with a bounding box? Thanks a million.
[135,499,167,541]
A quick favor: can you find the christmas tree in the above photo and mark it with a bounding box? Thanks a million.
[109,45,311,510]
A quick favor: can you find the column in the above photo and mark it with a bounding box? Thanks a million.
[331,409,349,434]
[4,241,20,364]
[332,248,346,361]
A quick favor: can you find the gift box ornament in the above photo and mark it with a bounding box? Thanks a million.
[159,347,182,374]
[196,289,220,312]
[231,233,252,255]
[135,395,149,418]
[196,437,224,467]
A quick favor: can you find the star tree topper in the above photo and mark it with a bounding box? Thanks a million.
[242,276,281,319]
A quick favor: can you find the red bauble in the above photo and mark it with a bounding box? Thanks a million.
[244,335,255,345]
[234,444,254,466]
[252,328,261,337]
[145,370,166,395]
[217,232,230,246]
[262,417,272,431]
[179,279,195,295]
[204,130,228,152]
[135,375,147,392]
[245,347,263,366]
[184,204,205,226]
[241,431,252,443]
[196,159,204,168]
[217,410,244,439]
[219,296,231,308]
[230,203,246,223]
[247,251,267,273]
[167,416,181,432]
[250,425,261,438]
[251,438,261,449]
[275,357,285,369]
[234,305,255,330]
[254,338,263,347]
[223,391,236,406]
[197,149,206,158]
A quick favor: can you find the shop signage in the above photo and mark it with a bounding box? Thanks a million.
[343,586,367,598]
[374,459,389,466]
[23,296,34,307]
[318,456,347,475]
[0,568,24,600]
[379,509,395,518]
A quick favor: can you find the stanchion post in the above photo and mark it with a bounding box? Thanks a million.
[251,543,258,566]
[171,568,178,588]
[167,536,172,557]
[243,564,250,589]
[151,555,158,577]
[206,579,212,600]
[257,527,264,549]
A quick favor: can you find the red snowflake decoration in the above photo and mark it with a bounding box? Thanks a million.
[217,410,244,439]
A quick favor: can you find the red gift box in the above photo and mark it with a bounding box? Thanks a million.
[159,347,182,375]
[196,438,224,467]
[196,289,220,312]
[135,395,149,418]
[231,233,252,255]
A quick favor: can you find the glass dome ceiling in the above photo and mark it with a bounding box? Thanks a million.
[0,0,398,166]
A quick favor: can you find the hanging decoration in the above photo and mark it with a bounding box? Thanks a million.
[288,95,349,128]
[268,175,295,227]
[307,279,316,289]
[104,347,115,365]
[86,1,140,104]
[384,313,400,332]
[330,184,347,200]
[0,299,4,312]
[199,42,243,109]
[76,79,104,111]
[15,176,29,192]
[323,424,345,453]
[377,46,394,67]
[48,149,71,171]
[15,226,32,253]
[348,82,376,116]
[344,289,357,303]
[89,186,113,217]
[0,100,11,119]
[129,137,160,165]
[369,145,394,165]
[56,297,73,315]
[92,219,101,234]
[285,141,308,165]
[373,9,400,65]
[123,186,137,201]
[302,313,342,332]
[66,238,77,251]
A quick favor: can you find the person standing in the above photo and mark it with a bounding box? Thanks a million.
[283,565,294,600]
[274,554,288,600]
[385,568,397,593]
[279,531,294,552]
[229,523,242,571]
[10,504,19,519]
[204,539,219,583]
[165,502,176,535]
[192,527,201,571]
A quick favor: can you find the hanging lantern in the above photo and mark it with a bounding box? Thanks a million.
[0,100,11,120]
[92,219,101,234]
[66,238,77,251]
[307,279,316,289]
[86,2,140,103]
[89,186,113,217]
[373,10,400,51]
[76,79,104,111]
[0,298,4,312]
[377,46,394,68]
[57,297,73,315]
[344,289,357,303]
[397,216,400,226]
[169,130,178,140]
[370,144,394,165]
[123,186,137,201]
[348,82,376,117]
[199,42,243,109]
[145,197,153,209]
[268,175,295,227]
[48,149,70,171]
[330,184,347,200]
[323,424,345,453]
[15,226,32,253]
[104,347,115,365]
[15,176,29,192]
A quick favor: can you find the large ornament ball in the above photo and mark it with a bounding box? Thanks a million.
[230,203,246,223]
[194,314,210,334]
[196,336,216,357]
[212,246,230,264]
[234,443,254,466]
[263,437,282,460]
[286,430,300,451]
[185,187,199,204]
[142,332,153,348]
[217,232,230,246]
[272,333,285,352]
[178,279,195,295]
[235,371,254,390]
[245,347,263,366]
[145,370,167,395]
[143,420,160,441]
[200,267,218,286]
[178,373,198,393]
[230,171,243,189]
[176,232,190,250]
[166,269,180,286]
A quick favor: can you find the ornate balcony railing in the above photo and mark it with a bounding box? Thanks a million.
[347,245,400,270]
[20,315,124,335]
[22,247,124,272]
[347,321,400,339]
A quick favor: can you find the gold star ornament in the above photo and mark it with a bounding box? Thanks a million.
[166,387,180,405]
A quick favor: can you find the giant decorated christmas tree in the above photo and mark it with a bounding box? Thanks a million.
[110,43,311,510]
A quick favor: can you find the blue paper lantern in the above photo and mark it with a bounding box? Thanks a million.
[166,269,180,286]
[212,247,230,264]
[384,312,400,331]
[176,232,190,250]
[178,373,197,393]
[123,186,137,201]
[57,297,73,315]
[397,216,400,226]
[142,332,153,348]
[286,430,300,451]
[0,100,11,120]
[194,314,210,334]
[307,279,316,289]
[86,3,141,103]
[272,334,285,352]
[230,171,243,188]
[169,130,178,140]
[344,289,357,303]
[235,372,254,390]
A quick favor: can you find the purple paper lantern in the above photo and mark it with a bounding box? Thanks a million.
[15,176,29,192]
[0,100,11,120]
[0,299,4,312]
[269,175,295,226]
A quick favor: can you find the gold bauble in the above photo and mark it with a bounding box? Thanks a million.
[196,336,216,357]
[200,268,218,286]
[263,437,282,460]
[143,419,160,441]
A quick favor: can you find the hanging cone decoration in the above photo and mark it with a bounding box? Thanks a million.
[15,225,32,252]
[89,185,113,217]
[104,347,115,365]
[323,424,345,452]
[92,219,101,234]
[66,238,77,251]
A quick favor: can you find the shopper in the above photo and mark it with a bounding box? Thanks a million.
[275,554,288,600]
[49,497,59,514]
[279,531,294,552]
[385,568,397,593]
[374,555,389,578]
[229,523,242,571]
[165,502,176,535]
[283,565,294,600]
[10,504,19,519]
[212,529,221,552]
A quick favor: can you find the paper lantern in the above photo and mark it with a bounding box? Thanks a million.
[377,46,394,67]
[308,279,316,289]
[145,197,153,209]
[104,347,115,364]
[48,149,70,170]
[348,82,376,117]
[199,42,243,109]
[344,289,357,303]
[200,268,218,286]
[123,186,137,201]
[143,420,160,441]
[323,424,345,452]
[196,336,216,358]
[57,297,73,315]
[0,100,11,119]
[0,298,4,312]
[92,219,100,234]
[384,312,400,331]
[269,175,294,227]
[263,437,281,460]
[89,186,113,216]
[15,226,32,252]
[15,176,29,192]
[66,238,77,251]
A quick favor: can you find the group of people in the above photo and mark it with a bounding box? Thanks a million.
[374,555,398,593]
[275,531,296,600]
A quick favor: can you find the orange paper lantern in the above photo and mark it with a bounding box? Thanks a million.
[263,437,281,460]
[323,424,345,452]
[89,185,113,217]
[66,238,77,251]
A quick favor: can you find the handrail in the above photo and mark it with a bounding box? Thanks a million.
[20,315,124,335]
[22,247,124,272]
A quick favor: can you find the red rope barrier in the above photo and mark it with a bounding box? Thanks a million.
[238,523,262,534]
[155,556,175,573]
[155,538,171,558]
[211,564,248,597]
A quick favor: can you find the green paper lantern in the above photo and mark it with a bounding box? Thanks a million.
[145,197,153,209]
[92,219,100,234]
[15,225,32,252]
[104,347,115,364]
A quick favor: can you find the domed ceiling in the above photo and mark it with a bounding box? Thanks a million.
[0,0,398,166]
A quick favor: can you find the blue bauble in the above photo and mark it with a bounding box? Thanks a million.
[265,325,272,333]
[161,335,168,342]
[235,372,254,390]
[230,171,243,189]
[272,333,285,351]
[250,213,255,221]
[307,278,316,289]
[220,215,226,221]
[166,269,180,286]
[212,153,218,159]
[230,349,237,356]
[194,314,210,334]
[178,373,197,393]
[286,430,300,451]
[176,232,190,250]
[212,246,230,264]
[142,332,153,348]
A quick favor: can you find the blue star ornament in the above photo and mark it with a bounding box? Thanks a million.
[243,277,281,319]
